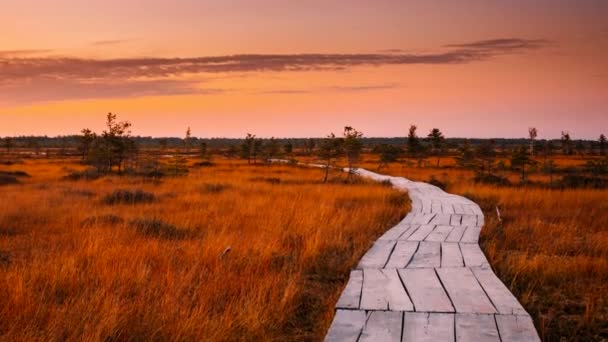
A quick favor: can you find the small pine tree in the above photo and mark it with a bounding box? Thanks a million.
[427,128,445,167]
[455,140,476,168]
[528,127,538,155]
[343,126,363,180]
[318,133,343,183]
[600,134,607,156]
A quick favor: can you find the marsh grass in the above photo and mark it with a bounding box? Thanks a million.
[0,157,408,341]
[352,155,608,341]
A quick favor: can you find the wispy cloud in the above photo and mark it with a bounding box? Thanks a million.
[91,39,133,46]
[257,83,402,95]
[0,38,549,104]
[444,38,550,52]
[0,49,54,57]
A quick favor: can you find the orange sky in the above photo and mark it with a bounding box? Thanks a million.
[1,0,607,138]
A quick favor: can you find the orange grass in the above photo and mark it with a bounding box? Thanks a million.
[354,155,608,341]
[0,158,408,341]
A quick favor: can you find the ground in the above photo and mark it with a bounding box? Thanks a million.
[0,157,407,341]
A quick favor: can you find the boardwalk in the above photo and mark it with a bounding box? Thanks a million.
[325,168,540,342]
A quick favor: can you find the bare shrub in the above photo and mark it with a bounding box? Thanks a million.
[129,218,190,240]
[0,251,10,267]
[81,214,125,227]
[103,189,155,205]
[0,174,19,186]
[63,168,102,181]
[201,183,231,193]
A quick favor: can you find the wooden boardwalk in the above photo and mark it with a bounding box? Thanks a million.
[325,168,540,342]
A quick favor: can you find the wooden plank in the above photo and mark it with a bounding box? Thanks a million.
[472,268,528,315]
[460,227,481,243]
[441,243,464,268]
[442,203,455,214]
[385,241,419,269]
[436,268,497,314]
[402,312,455,342]
[359,311,402,342]
[399,268,454,312]
[455,313,500,341]
[380,224,413,241]
[407,224,435,241]
[411,213,436,225]
[361,269,414,311]
[460,243,489,268]
[407,241,441,268]
[461,215,477,227]
[445,226,466,242]
[477,215,485,227]
[453,204,466,214]
[400,213,415,224]
[430,213,452,226]
[425,225,453,242]
[462,205,477,215]
[358,240,395,269]
[495,315,541,342]
[397,225,421,241]
[335,270,362,309]
[431,202,443,214]
[325,309,367,342]
[450,214,463,226]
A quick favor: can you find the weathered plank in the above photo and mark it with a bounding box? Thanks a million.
[460,243,489,268]
[461,215,478,227]
[359,311,402,342]
[425,225,453,242]
[407,224,435,241]
[460,226,481,244]
[361,269,414,311]
[379,223,413,241]
[495,315,541,342]
[325,309,367,342]
[385,241,419,269]
[402,312,455,342]
[411,213,436,225]
[455,313,501,342]
[436,268,497,314]
[335,270,362,309]
[445,226,466,242]
[430,213,452,226]
[358,240,395,269]
[450,214,463,226]
[408,241,441,268]
[399,268,454,312]
[441,243,464,268]
[472,268,528,315]
[442,203,455,214]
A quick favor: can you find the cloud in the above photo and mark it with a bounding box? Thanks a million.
[256,83,402,95]
[444,38,550,52]
[91,39,132,46]
[0,37,549,104]
[0,49,54,57]
[0,78,223,105]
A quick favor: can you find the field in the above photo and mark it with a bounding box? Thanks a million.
[352,155,608,341]
[0,157,408,341]
[1,149,606,341]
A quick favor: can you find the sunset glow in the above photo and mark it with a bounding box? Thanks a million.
[2,0,606,138]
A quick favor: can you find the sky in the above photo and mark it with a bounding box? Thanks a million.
[1,0,607,139]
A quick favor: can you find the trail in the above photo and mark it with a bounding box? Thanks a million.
[317,167,541,341]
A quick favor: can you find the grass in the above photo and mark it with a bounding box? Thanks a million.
[353,155,608,341]
[0,157,408,341]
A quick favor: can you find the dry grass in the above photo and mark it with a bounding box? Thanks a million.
[353,155,608,341]
[0,158,408,341]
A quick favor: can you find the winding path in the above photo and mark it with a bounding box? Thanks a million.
[324,168,541,342]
